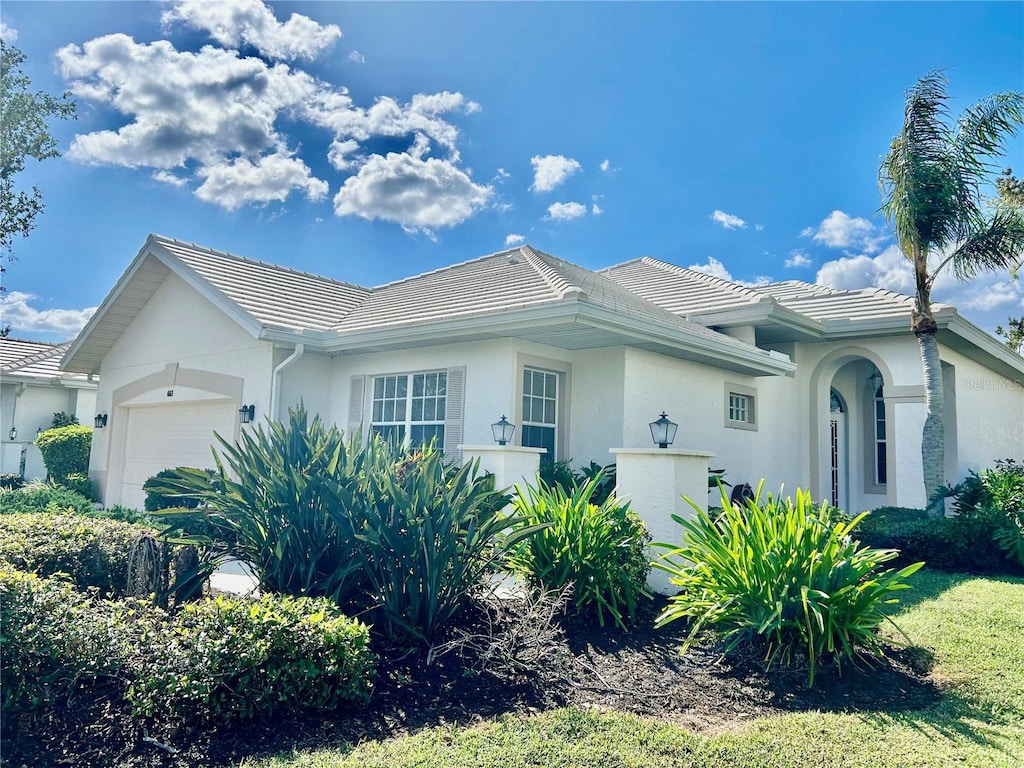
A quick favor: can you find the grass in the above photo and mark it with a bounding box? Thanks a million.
[245,570,1024,768]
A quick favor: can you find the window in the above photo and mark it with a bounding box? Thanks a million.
[724,382,757,431]
[371,371,446,447]
[521,367,557,461]
[874,385,886,485]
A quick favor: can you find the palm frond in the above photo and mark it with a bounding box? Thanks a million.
[953,92,1024,173]
[948,208,1024,280]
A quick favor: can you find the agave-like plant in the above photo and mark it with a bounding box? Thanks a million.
[507,473,651,629]
[653,483,923,686]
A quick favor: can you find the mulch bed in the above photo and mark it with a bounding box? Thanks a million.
[0,596,941,768]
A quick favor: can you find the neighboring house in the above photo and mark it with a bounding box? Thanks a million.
[61,234,1024,512]
[1,337,98,480]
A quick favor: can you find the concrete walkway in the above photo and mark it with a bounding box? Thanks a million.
[209,558,259,596]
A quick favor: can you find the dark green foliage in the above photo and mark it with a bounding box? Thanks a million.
[127,593,374,724]
[0,472,24,489]
[0,513,155,596]
[354,445,526,642]
[60,472,96,501]
[34,424,91,484]
[538,459,617,505]
[0,481,96,516]
[654,485,923,686]
[508,473,651,629]
[142,467,211,512]
[0,572,375,726]
[50,411,78,428]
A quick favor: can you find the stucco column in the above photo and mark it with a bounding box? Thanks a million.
[892,402,927,509]
[611,447,714,595]
[459,445,544,494]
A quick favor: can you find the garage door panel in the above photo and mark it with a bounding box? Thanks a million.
[121,402,236,510]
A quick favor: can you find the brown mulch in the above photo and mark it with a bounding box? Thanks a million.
[0,596,941,768]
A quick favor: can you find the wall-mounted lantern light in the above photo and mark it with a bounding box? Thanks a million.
[491,415,515,446]
[94,413,108,429]
[649,412,678,449]
[8,426,16,441]
[239,404,255,424]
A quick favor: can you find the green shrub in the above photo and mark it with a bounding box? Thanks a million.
[0,480,95,516]
[0,472,24,490]
[50,411,79,428]
[508,473,651,629]
[0,570,159,713]
[143,467,212,512]
[34,425,91,484]
[538,459,617,505]
[0,513,156,597]
[127,593,374,724]
[60,472,97,501]
[653,484,923,686]
[354,443,524,642]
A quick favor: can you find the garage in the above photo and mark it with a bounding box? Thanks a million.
[120,400,237,510]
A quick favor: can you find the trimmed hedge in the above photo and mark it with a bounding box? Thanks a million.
[0,572,375,726]
[34,425,91,484]
[0,481,96,516]
[858,506,1022,575]
[0,513,156,596]
[128,593,375,723]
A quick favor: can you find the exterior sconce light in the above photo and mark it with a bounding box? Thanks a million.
[491,415,515,446]
[649,412,678,449]
[8,426,16,441]
[239,404,255,424]
[868,368,883,391]
[94,413,108,429]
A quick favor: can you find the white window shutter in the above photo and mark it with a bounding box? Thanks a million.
[347,375,366,440]
[443,366,466,462]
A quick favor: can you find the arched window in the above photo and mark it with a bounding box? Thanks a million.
[873,385,886,485]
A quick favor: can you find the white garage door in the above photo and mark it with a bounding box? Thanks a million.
[121,401,237,510]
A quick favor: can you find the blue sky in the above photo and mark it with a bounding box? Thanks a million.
[2,1,1022,342]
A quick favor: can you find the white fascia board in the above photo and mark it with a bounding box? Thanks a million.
[688,302,827,339]
[943,314,1024,377]
[147,240,265,339]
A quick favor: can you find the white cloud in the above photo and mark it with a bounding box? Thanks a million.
[333,150,492,234]
[1,22,17,43]
[546,201,587,221]
[162,0,341,61]
[755,224,764,232]
[0,292,96,339]
[592,203,603,216]
[803,210,886,253]
[599,159,610,172]
[531,155,582,193]
[711,210,747,230]
[957,280,1023,311]
[688,257,772,287]
[347,50,365,64]
[152,170,188,187]
[785,250,813,269]
[195,153,328,210]
[505,233,525,246]
[494,168,510,181]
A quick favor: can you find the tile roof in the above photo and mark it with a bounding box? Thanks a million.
[0,337,88,382]
[599,257,768,317]
[754,281,952,323]
[153,236,370,332]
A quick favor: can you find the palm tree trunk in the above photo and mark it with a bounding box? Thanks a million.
[916,327,945,515]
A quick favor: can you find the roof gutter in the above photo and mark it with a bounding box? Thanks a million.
[270,343,305,421]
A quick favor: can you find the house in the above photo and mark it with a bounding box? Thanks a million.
[1,337,98,480]
[61,234,1024,512]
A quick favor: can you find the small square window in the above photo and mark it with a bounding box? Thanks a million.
[724,383,757,431]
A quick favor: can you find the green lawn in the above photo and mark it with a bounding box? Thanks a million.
[245,570,1024,768]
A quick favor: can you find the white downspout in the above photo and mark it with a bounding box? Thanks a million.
[270,344,304,422]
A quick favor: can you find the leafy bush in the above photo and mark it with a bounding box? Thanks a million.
[50,411,79,428]
[0,472,24,490]
[508,473,651,629]
[0,481,107,517]
[355,444,524,642]
[859,505,1023,574]
[538,459,617,505]
[143,467,212,512]
[60,471,97,501]
[34,425,91,484]
[0,570,159,713]
[653,484,923,686]
[127,593,374,724]
[0,513,156,597]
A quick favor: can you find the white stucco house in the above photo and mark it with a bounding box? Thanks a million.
[61,234,1024,513]
[1,337,98,480]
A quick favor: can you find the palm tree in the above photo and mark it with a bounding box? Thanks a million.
[879,72,1024,512]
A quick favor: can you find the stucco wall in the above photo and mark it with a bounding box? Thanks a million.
[91,272,274,503]
[0,382,96,479]
[276,350,333,424]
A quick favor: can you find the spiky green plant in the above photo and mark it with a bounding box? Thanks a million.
[653,483,923,686]
[507,473,651,629]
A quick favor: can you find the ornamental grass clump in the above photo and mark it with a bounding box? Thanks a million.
[653,483,923,686]
[508,473,651,629]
